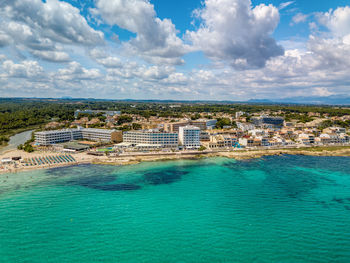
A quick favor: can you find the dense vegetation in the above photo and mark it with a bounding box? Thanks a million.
[0,97,349,141]
[0,136,9,146]
[319,120,350,129]
[215,118,232,129]
[0,99,75,136]
[17,132,35,152]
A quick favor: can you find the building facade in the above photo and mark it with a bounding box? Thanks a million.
[123,130,179,148]
[35,128,120,145]
[74,109,121,118]
[164,119,217,132]
[251,116,284,128]
[179,125,200,149]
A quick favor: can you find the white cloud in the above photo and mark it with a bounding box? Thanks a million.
[186,0,284,69]
[0,31,11,47]
[94,56,123,68]
[0,0,104,63]
[1,60,44,78]
[92,0,189,65]
[162,72,188,85]
[0,1,350,100]
[31,50,70,62]
[56,62,102,81]
[312,87,334,97]
[278,1,294,10]
[0,0,104,46]
[138,65,174,80]
[291,13,309,24]
[106,62,175,82]
[308,36,350,70]
[318,6,350,38]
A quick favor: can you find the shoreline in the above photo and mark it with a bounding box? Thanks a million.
[1,146,350,175]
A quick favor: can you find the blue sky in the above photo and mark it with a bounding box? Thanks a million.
[0,0,349,100]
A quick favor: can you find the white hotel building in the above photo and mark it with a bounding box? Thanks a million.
[35,128,117,145]
[123,130,179,149]
[179,125,200,149]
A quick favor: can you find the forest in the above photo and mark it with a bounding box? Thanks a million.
[1,98,350,140]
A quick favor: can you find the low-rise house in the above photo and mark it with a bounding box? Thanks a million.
[199,131,210,141]
[239,137,258,147]
[323,127,347,134]
[45,122,61,129]
[236,122,255,132]
[298,133,315,145]
[86,118,100,127]
[248,129,265,137]
[205,134,238,149]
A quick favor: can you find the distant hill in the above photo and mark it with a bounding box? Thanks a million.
[1,95,349,105]
[271,95,350,105]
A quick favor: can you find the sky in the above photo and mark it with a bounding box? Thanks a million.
[0,0,349,101]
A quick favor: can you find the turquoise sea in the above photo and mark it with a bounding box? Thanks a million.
[0,155,350,263]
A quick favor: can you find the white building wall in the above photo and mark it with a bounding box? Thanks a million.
[179,126,200,149]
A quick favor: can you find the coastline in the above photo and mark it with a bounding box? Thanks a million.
[0,125,40,151]
[1,145,350,175]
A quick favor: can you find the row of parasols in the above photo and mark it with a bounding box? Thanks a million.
[23,154,76,166]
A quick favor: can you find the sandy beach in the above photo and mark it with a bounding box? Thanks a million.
[1,145,350,175]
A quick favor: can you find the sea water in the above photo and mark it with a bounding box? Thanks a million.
[0,155,350,263]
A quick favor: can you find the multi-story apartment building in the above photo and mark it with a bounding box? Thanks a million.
[74,109,121,118]
[164,119,217,132]
[193,119,217,129]
[235,111,245,119]
[251,116,284,128]
[123,130,179,148]
[35,129,82,145]
[179,126,200,149]
[164,121,189,133]
[35,128,121,145]
[236,122,255,132]
[81,128,122,142]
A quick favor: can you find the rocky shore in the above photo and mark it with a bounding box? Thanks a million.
[1,146,350,174]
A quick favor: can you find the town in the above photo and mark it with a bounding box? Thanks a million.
[1,101,350,172]
[33,109,350,151]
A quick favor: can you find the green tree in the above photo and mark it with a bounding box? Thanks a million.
[132,123,142,130]
[215,118,231,129]
[198,145,206,151]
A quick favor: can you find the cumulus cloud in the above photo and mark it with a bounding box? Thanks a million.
[0,0,350,100]
[92,0,189,65]
[31,50,70,63]
[307,36,350,70]
[0,0,104,63]
[0,31,12,47]
[89,49,123,68]
[317,6,350,38]
[96,57,123,68]
[56,62,102,81]
[0,0,104,46]
[186,0,284,69]
[106,62,175,82]
[1,60,44,78]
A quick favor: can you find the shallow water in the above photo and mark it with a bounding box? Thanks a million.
[0,155,350,262]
